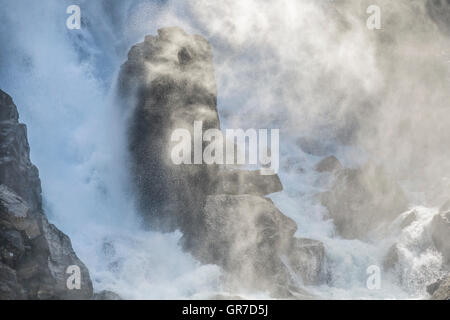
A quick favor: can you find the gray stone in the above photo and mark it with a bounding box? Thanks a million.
[190,194,324,293]
[0,89,93,299]
[400,210,417,229]
[0,229,24,267]
[118,29,326,296]
[118,27,220,233]
[429,209,450,264]
[429,275,450,300]
[427,0,450,35]
[42,217,93,299]
[0,185,40,239]
[320,164,408,239]
[0,262,24,300]
[215,170,283,196]
[93,290,123,300]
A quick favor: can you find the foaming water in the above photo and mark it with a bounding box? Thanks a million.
[271,143,444,299]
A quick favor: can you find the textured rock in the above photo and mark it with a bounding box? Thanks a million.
[320,163,408,239]
[41,218,93,299]
[119,27,220,233]
[216,170,283,196]
[0,89,93,299]
[287,238,325,285]
[400,210,417,229]
[92,290,122,300]
[0,262,24,299]
[191,195,325,293]
[429,275,450,300]
[383,244,400,271]
[429,209,450,264]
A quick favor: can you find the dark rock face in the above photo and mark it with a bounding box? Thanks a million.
[93,290,122,300]
[0,91,41,218]
[428,275,450,300]
[194,195,323,292]
[216,170,283,196]
[427,0,450,35]
[194,195,295,290]
[119,27,220,233]
[320,162,408,239]
[0,89,93,299]
[119,28,325,295]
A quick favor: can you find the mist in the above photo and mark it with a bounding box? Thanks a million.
[0,0,448,299]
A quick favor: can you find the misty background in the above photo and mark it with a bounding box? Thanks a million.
[0,0,449,298]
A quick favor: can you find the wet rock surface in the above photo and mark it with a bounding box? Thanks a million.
[119,27,221,233]
[319,162,408,239]
[0,89,93,299]
[429,208,450,264]
[192,194,325,293]
[93,290,123,300]
[428,275,450,300]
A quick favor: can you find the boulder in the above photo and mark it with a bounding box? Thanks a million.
[383,244,400,271]
[429,275,450,300]
[118,27,220,233]
[429,209,450,264]
[189,194,325,293]
[0,185,40,240]
[427,0,450,35]
[287,238,325,285]
[215,170,283,196]
[320,163,408,239]
[400,210,417,229]
[92,290,123,300]
[0,262,24,299]
[41,217,93,299]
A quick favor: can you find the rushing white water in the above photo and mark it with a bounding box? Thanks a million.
[271,143,445,299]
[0,0,447,299]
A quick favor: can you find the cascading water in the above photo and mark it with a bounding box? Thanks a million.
[0,0,448,299]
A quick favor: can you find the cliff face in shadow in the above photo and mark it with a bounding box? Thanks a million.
[118,27,326,296]
[0,89,93,299]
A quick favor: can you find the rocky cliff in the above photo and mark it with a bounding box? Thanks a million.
[118,27,326,296]
[0,89,93,299]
